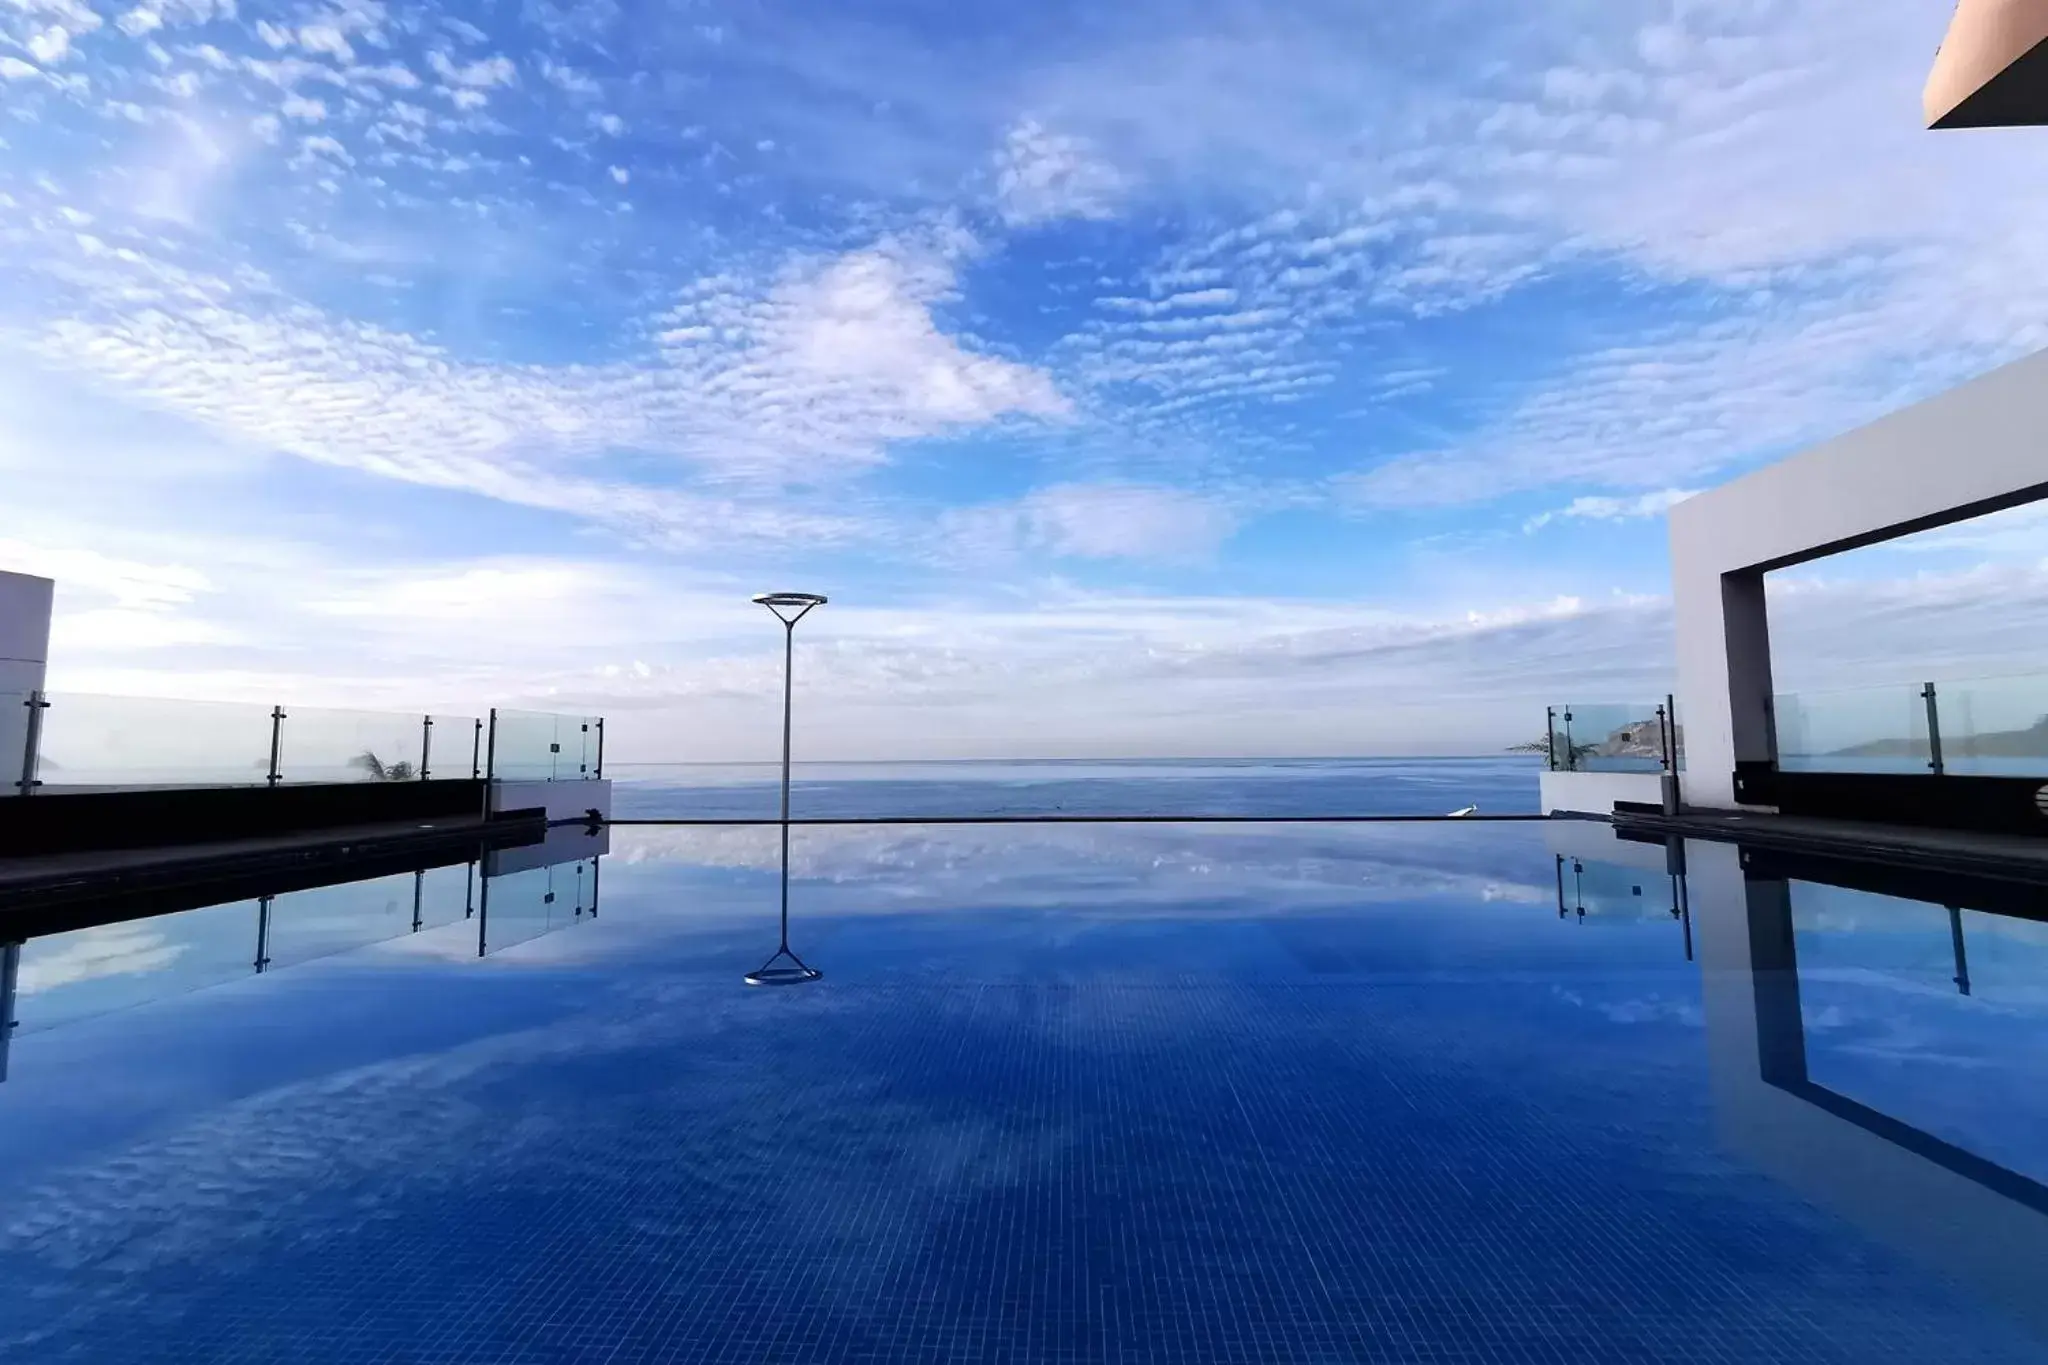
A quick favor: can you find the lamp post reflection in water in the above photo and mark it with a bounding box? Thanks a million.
[745,592,827,987]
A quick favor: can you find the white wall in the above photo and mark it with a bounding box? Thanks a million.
[489,778,612,823]
[1671,348,2048,808]
[0,571,53,695]
[1538,769,1665,818]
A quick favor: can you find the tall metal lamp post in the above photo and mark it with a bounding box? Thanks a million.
[745,591,828,986]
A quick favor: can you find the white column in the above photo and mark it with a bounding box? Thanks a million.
[0,573,53,790]
[0,571,52,695]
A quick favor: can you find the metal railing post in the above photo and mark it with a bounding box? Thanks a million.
[419,715,433,780]
[1948,904,1970,995]
[18,691,47,796]
[254,895,273,971]
[1660,694,1681,815]
[411,870,425,932]
[475,870,490,958]
[1923,681,1944,775]
[0,940,19,1083]
[266,706,286,787]
[470,718,482,780]
[485,708,498,783]
[1545,706,1556,771]
[594,717,605,780]
[1562,708,1576,772]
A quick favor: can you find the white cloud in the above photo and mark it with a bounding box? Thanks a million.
[0,55,39,80]
[115,6,163,36]
[10,229,1066,547]
[27,25,71,63]
[607,164,627,184]
[1523,488,1698,533]
[297,24,352,61]
[427,50,514,89]
[994,118,1125,226]
[539,58,598,96]
[591,112,623,136]
[17,923,184,994]
[293,133,351,166]
[944,483,1237,563]
[281,93,326,122]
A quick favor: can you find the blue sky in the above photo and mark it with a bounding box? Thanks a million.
[2,0,2046,759]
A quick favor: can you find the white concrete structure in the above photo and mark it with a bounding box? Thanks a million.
[1670,349,2048,812]
[489,777,612,824]
[1538,769,1664,818]
[0,571,52,696]
[0,572,53,791]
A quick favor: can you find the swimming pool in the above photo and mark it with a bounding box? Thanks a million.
[1,811,2042,1362]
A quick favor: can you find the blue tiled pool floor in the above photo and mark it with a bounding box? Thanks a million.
[1,823,2043,1362]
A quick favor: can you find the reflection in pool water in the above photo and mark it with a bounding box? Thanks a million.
[0,803,2043,1362]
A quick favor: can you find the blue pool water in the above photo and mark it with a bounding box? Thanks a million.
[1,762,2045,1362]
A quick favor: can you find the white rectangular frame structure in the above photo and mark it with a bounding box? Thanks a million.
[1669,349,2048,810]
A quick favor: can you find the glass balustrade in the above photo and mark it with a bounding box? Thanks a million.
[0,691,596,795]
[1542,701,1681,773]
[1775,672,2048,777]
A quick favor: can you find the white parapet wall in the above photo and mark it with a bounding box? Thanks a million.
[489,778,612,824]
[0,571,53,695]
[1539,769,1666,818]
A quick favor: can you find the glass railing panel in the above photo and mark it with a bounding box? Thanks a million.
[1936,674,2048,777]
[425,715,483,781]
[35,692,275,788]
[277,706,428,785]
[1554,702,1669,773]
[0,690,33,797]
[490,710,561,781]
[1544,709,1571,772]
[11,898,261,1033]
[1774,682,1931,774]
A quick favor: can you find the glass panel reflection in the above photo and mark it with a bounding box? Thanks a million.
[12,899,261,1033]
[1787,881,2048,1190]
[480,857,594,954]
[264,872,425,970]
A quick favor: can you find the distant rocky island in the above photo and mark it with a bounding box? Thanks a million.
[1829,714,2048,758]
[1584,718,1678,761]
[1512,717,1678,763]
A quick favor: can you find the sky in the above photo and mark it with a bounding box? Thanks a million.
[2,0,2047,761]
